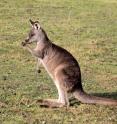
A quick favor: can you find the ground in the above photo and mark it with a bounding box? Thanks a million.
[0,0,117,124]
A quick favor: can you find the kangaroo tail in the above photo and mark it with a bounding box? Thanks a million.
[73,89,117,106]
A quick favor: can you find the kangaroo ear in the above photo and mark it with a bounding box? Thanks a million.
[29,19,34,25]
[29,19,40,30]
[33,22,41,30]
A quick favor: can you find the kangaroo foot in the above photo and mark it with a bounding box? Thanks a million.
[37,99,66,108]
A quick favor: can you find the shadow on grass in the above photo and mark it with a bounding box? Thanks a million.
[91,92,117,99]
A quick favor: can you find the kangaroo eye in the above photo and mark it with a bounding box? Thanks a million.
[31,33,35,37]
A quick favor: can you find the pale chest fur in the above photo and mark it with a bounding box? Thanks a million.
[40,59,54,79]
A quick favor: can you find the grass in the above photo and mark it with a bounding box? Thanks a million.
[0,0,117,123]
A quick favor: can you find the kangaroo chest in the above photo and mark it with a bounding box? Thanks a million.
[40,59,54,79]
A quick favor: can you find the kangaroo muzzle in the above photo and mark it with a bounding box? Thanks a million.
[25,38,29,43]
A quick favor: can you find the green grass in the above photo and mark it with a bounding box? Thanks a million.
[0,0,117,123]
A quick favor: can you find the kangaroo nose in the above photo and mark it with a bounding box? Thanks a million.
[25,38,29,42]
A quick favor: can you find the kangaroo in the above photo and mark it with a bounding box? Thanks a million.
[22,19,117,108]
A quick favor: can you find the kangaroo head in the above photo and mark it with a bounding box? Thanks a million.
[23,19,48,46]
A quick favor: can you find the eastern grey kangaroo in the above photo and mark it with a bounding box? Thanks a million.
[22,19,117,108]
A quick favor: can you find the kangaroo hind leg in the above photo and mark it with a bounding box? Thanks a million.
[37,80,69,108]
